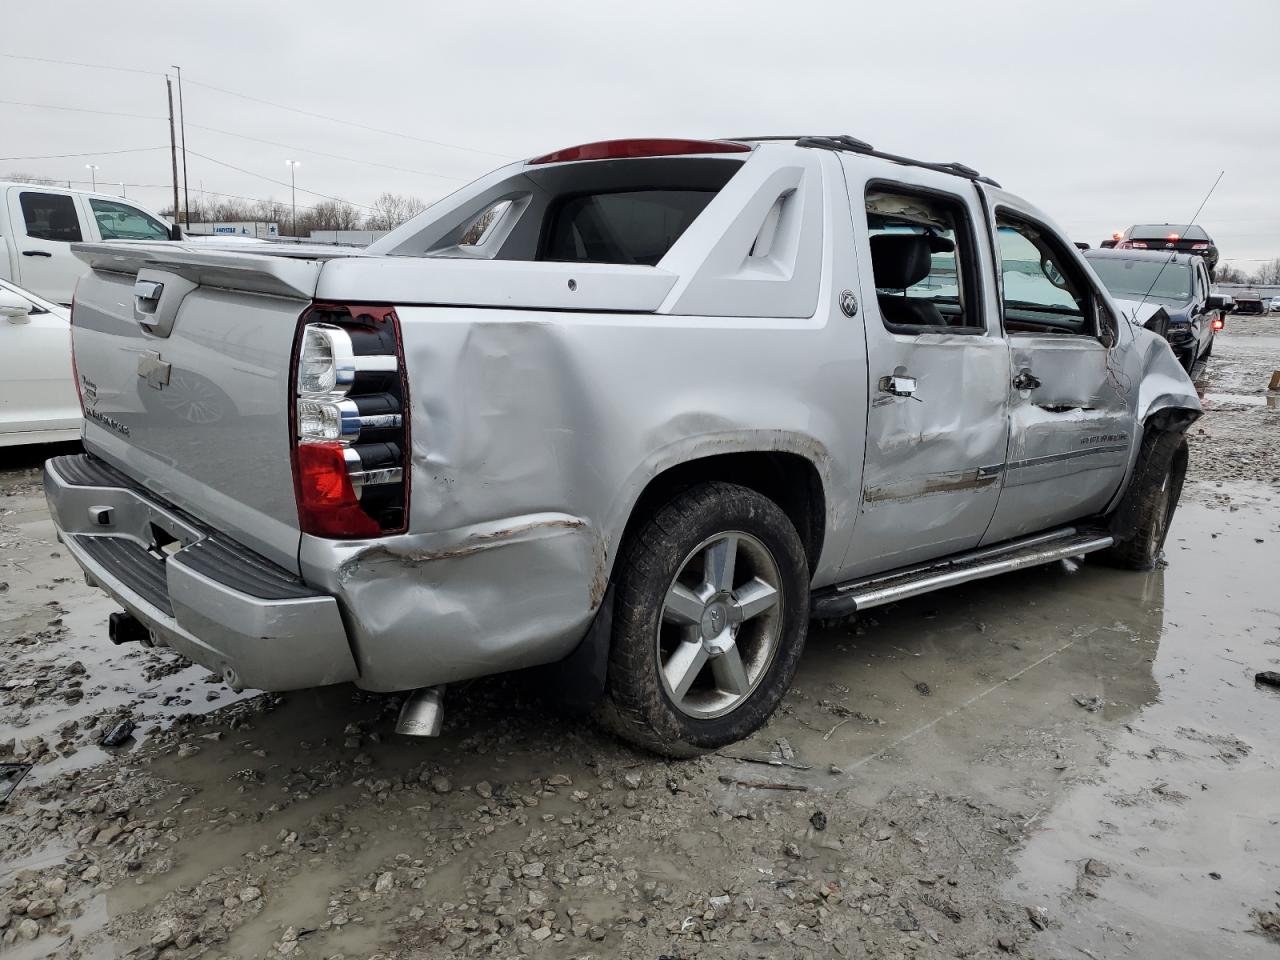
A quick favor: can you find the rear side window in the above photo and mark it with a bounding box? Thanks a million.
[542,189,716,265]
[19,192,82,242]
[89,198,170,241]
[864,185,983,332]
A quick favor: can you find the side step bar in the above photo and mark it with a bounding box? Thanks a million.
[811,527,1113,618]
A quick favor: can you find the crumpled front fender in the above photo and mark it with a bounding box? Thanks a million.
[1132,326,1202,429]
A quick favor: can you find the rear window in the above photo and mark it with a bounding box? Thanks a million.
[19,192,82,242]
[1131,224,1209,241]
[541,189,716,265]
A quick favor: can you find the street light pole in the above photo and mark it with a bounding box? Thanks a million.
[171,65,191,227]
[85,164,99,191]
[285,160,301,238]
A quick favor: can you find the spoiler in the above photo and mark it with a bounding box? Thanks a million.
[70,240,368,300]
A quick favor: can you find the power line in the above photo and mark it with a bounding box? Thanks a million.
[0,145,168,162]
[0,51,164,77]
[0,98,164,121]
[186,122,469,182]
[0,50,513,162]
[183,77,514,161]
[185,149,377,211]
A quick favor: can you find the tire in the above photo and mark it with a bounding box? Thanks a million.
[1101,431,1188,570]
[598,481,810,757]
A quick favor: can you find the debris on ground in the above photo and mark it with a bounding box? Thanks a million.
[98,717,136,747]
[1255,670,1280,689]
[1072,694,1104,712]
[0,762,32,804]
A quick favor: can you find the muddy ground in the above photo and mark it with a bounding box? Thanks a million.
[2,319,1279,960]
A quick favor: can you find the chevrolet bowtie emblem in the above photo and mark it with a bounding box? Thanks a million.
[137,351,171,390]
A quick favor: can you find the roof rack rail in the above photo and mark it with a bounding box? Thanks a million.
[735,134,1001,189]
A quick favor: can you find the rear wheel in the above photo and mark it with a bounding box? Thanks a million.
[599,482,809,757]
[1102,431,1188,570]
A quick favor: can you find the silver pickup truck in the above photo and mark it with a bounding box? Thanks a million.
[45,136,1199,756]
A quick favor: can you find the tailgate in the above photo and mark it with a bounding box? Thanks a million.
[69,241,355,573]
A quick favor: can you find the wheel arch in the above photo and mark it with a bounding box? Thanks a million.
[615,449,828,579]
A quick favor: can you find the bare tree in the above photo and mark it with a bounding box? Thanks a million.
[1256,259,1280,286]
[365,193,427,231]
[3,171,59,185]
[308,199,364,232]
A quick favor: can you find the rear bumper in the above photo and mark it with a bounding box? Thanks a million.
[44,454,604,694]
[43,454,358,691]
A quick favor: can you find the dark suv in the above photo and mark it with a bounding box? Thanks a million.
[1085,248,1227,372]
[1100,224,1219,276]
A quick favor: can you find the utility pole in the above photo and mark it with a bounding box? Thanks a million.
[285,160,301,238]
[166,75,180,228]
[171,65,191,227]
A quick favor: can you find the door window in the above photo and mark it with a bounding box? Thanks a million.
[89,199,171,241]
[995,215,1094,336]
[864,186,982,331]
[19,192,82,242]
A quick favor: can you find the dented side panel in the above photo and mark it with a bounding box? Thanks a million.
[307,154,869,691]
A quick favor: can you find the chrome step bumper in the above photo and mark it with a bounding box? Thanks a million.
[812,527,1113,618]
[43,454,358,692]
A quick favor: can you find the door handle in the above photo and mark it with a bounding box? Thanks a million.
[1012,370,1041,391]
[22,250,53,258]
[878,373,918,398]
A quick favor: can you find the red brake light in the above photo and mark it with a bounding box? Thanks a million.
[529,138,751,165]
[1191,242,1210,251]
[1128,240,1148,249]
[1167,233,1180,241]
[1112,231,1124,241]
[290,304,409,538]
[293,443,382,538]
[1212,317,1224,331]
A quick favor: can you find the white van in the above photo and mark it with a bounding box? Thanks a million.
[1,182,178,305]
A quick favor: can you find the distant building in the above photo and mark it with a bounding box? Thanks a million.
[186,221,279,239]
[308,229,389,247]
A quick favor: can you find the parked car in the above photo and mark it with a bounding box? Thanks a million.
[1,183,178,305]
[0,278,80,446]
[1110,224,1219,276]
[1084,249,1227,371]
[1231,291,1267,315]
[44,135,1200,756]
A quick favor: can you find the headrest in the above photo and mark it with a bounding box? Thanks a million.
[870,233,934,289]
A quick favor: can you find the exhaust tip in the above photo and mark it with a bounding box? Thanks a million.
[396,685,445,738]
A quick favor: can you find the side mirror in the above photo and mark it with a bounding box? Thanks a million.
[0,290,33,323]
[1142,306,1170,337]
[1205,294,1229,311]
[170,223,183,241]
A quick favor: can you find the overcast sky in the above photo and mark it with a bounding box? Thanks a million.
[3,0,1278,266]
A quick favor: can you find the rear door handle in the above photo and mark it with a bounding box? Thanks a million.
[1012,370,1041,391]
[22,250,52,258]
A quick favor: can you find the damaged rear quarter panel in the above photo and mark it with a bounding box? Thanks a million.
[308,300,865,692]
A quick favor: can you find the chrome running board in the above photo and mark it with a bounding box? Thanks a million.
[811,527,1113,618]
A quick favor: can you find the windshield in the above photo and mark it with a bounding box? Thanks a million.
[1130,224,1209,242]
[1088,257,1193,301]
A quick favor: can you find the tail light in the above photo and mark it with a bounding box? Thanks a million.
[1191,242,1210,251]
[290,304,409,538]
[1212,316,1224,331]
[1118,240,1148,250]
[1167,233,1180,241]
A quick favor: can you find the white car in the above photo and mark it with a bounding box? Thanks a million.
[1,182,177,305]
[0,278,81,446]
